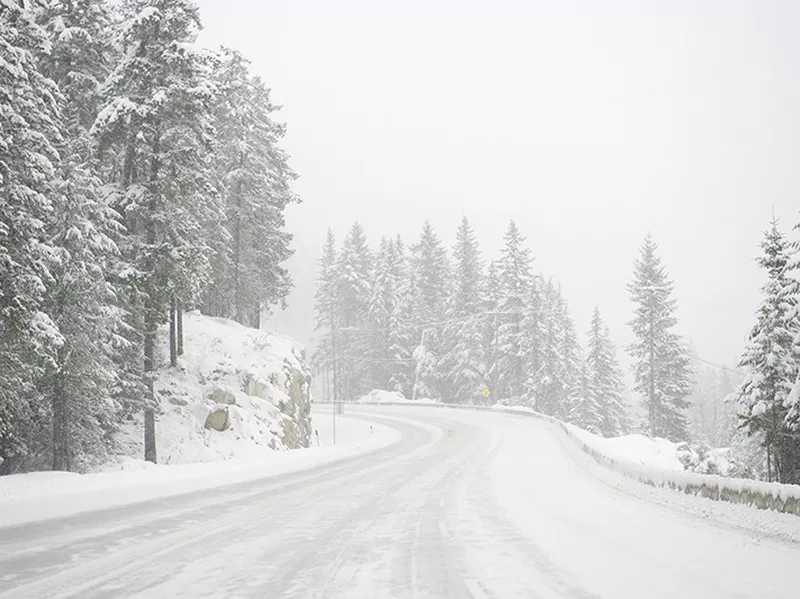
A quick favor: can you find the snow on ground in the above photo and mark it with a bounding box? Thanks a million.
[109,310,312,468]
[357,389,440,404]
[0,408,399,529]
[568,426,685,471]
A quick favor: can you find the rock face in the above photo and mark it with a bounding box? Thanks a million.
[279,358,312,449]
[209,387,236,405]
[244,376,270,401]
[204,407,229,431]
[145,311,314,464]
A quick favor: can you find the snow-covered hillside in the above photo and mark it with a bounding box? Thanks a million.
[108,311,313,468]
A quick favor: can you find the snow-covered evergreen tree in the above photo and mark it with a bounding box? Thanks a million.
[584,307,628,437]
[493,221,532,401]
[627,234,693,441]
[38,0,123,470]
[312,228,339,401]
[568,357,602,434]
[531,280,566,415]
[714,367,738,447]
[483,259,502,399]
[440,217,486,404]
[92,0,222,462]
[557,293,582,420]
[202,47,297,327]
[0,0,65,472]
[388,235,414,396]
[367,237,412,394]
[734,221,800,483]
[408,220,451,399]
[521,275,545,407]
[335,222,373,399]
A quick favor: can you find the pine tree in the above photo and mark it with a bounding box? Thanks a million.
[521,274,545,407]
[202,47,297,327]
[483,259,502,399]
[367,237,412,394]
[38,0,123,470]
[335,222,373,399]
[627,234,693,441]
[568,357,602,434]
[734,221,800,483]
[493,220,532,401]
[388,235,413,396]
[312,228,338,401]
[686,365,719,444]
[365,237,392,389]
[529,280,559,415]
[0,0,65,472]
[557,293,582,420]
[441,217,486,404]
[584,307,628,437]
[714,367,738,447]
[92,0,222,462]
[408,220,450,399]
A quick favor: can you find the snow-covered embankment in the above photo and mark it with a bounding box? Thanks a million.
[0,313,402,528]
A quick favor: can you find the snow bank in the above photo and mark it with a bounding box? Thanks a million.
[568,428,684,471]
[356,389,440,404]
[0,409,399,528]
[110,311,312,468]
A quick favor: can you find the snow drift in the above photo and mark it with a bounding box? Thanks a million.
[110,311,313,467]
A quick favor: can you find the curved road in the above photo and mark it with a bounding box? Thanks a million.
[1,405,799,598]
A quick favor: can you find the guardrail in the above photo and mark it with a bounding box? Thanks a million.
[322,399,800,517]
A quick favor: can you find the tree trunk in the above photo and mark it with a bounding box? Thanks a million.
[143,300,158,464]
[169,300,177,367]
[648,321,656,438]
[767,441,772,483]
[331,313,339,404]
[177,302,184,356]
[52,365,70,471]
[232,158,244,324]
[143,123,161,464]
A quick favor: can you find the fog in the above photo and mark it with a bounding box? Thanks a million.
[196,0,800,367]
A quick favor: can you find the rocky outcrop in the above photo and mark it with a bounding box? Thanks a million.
[279,356,312,449]
[209,387,237,405]
[204,407,230,431]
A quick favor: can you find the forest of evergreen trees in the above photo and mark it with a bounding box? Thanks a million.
[313,219,800,484]
[313,219,631,439]
[3,2,800,487]
[0,0,296,473]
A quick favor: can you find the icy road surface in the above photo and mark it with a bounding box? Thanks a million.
[2,405,800,598]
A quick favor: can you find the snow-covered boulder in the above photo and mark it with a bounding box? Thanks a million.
[110,311,312,466]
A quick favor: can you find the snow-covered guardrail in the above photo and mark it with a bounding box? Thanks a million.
[329,399,800,517]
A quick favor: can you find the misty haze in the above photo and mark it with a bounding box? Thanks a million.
[1,0,799,597]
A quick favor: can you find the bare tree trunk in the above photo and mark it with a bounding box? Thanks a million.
[143,308,157,464]
[648,317,656,438]
[232,158,244,324]
[767,441,772,483]
[177,302,184,356]
[52,366,70,471]
[143,123,161,465]
[169,300,177,367]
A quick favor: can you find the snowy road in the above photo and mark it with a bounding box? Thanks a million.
[2,405,800,598]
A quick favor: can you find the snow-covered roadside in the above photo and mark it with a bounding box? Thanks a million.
[354,399,800,516]
[0,410,399,529]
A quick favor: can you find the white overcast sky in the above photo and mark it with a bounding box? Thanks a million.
[196,0,800,369]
